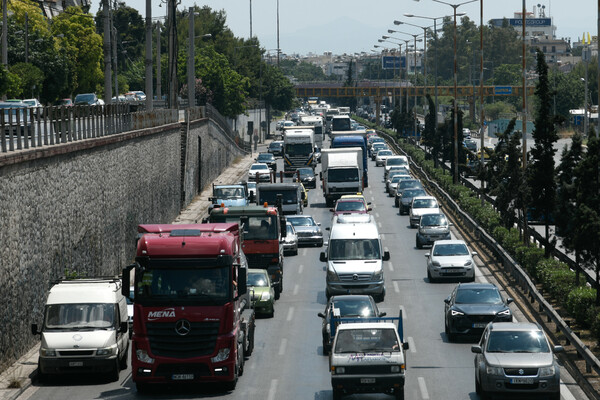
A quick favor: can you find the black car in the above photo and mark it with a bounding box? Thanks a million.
[444,282,513,342]
[296,167,316,188]
[396,187,427,213]
[317,295,385,355]
[268,141,284,157]
[256,152,277,172]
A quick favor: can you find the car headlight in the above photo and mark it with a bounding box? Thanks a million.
[211,348,230,363]
[373,268,383,280]
[497,309,511,316]
[136,349,155,364]
[486,365,503,375]
[391,365,405,373]
[327,269,339,282]
[539,365,555,377]
[96,347,114,356]
[450,310,464,316]
[41,348,56,357]
[335,366,345,374]
[464,260,473,267]
[261,292,271,301]
[431,260,441,267]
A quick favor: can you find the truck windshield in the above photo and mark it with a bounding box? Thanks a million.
[285,143,312,156]
[329,239,381,260]
[44,303,116,330]
[243,215,278,240]
[332,118,351,131]
[335,328,400,353]
[328,169,359,182]
[259,190,298,205]
[213,187,244,199]
[135,267,231,304]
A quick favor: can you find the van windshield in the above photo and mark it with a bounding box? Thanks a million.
[335,328,400,353]
[329,238,381,260]
[44,303,116,330]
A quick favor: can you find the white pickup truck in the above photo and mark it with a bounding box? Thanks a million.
[329,319,408,400]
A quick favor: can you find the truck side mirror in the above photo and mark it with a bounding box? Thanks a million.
[382,251,390,261]
[318,312,326,319]
[121,264,134,297]
[31,324,39,335]
[120,322,128,334]
[402,342,410,350]
[238,268,247,296]
[320,252,327,262]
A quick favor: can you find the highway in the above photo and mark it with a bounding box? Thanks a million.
[17,135,586,400]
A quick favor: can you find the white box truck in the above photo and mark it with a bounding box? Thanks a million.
[283,128,316,171]
[321,148,363,207]
[31,278,129,382]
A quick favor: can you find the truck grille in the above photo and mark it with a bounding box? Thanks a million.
[147,321,220,358]
[155,363,211,378]
[339,273,372,282]
[58,350,94,357]
[246,253,277,269]
[343,365,398,374]
[504,368,538,376]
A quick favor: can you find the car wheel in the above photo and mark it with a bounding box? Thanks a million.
[317,240,323,247]
[394,387,404,400]
[427,270,436,283]
[416,238,422,249]
[293,248,298,256]
[549,392,560,400]
[36,362,46,384]
[136,383,151,394]
[267,306,274,318]
[475,375,482,395]
[275,286,281,300]
[322,336,330,356]
[332,388,343,400]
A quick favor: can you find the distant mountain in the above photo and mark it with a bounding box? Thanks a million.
[258,16,380,56]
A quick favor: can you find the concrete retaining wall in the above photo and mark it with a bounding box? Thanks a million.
[0,116,247,371]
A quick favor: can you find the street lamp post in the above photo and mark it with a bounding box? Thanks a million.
[432,0,478,184]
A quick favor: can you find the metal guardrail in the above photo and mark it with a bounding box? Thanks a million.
[0,103,179,153]
[378,130,600,386]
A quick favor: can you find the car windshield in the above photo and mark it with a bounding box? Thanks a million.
[391,175,406,183]
[214,187,244,199]
[486,330,550,353]
[329,239,381,260]
[44,303,116,330]
[403,189,426,199]
[413,199,438,208]
[455,288,503,304]
[335,201,365,212]
[248,272,269,287]
[378,150,392,157]
[288,216,315,227]
[433,243,469,257]
[298,168,313,178]
[387,158,407,166]
[331,298,375,317]
[286,224,295,236]
[74,94,95,103]
[250,164,267,171]
[399,180,421,189]
[420,214,447,227]
[335,328,399,353]
[257,154,274,162]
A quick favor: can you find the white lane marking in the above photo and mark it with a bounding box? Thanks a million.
[407,336,416,353]
[378,222,382,228]
[287,306,295,321]
[381,234,386,240]
[418,377,430,399]
[375,212,380,218]
[267,379,279,400]
[302,248,308,256]
[388,262,394,272]
[278,338,287,356]
[560,380,578,400]
[299,264,304,274]
[293,284,299,296]
[393,281,400,293]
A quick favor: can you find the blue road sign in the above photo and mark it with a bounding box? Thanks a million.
[494,86,512,95]
[382,56,406,70]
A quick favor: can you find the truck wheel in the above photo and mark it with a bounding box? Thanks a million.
[245,318,255,357]
[224,365,238,391]
[136,383,151,394]
[275,286,281,300]
[332,388,343,400]
[36,362,46,384]
[394,387,405,400]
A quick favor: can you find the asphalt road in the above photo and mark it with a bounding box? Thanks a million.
[18,136,585,400]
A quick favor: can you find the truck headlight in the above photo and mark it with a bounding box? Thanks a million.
[211,348,230,363]
[96,347,114,356]
[539,366,555,377]
[136,349,155,364]
[486,365,503,375]
[335,366,345,374]
[391,365,405,373]
[373,269,383,281]
[327,269,339,282]
[261,292,271,301]
[41,348,56,357]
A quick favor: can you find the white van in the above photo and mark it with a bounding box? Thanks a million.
[32,278,129,382]
[320,220,390,302]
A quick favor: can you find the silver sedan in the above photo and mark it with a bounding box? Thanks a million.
[425,240,476,283]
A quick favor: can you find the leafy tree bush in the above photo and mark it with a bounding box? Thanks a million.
[567,287,596,327]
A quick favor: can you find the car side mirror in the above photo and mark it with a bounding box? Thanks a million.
[317,222,321,226]
[506,297,514,304]
[31,324,39,335]
[320,252,327,262]
[329,209,334,212]
[318,312,326,319]
[367,207,372,212]
[424,253,430,258]
[120,322,128,334]
[553,345,564,353]
[382,251,390,261]
[471,345,482,354]
[444,298,450,305]
[471,252,478,257]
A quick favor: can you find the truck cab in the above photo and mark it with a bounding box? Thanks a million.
[257,183,303,215]
[208,184,248,212]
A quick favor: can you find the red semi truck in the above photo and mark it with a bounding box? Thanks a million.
[122,223,255,392]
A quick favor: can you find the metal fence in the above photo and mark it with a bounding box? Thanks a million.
[0,103,179,153]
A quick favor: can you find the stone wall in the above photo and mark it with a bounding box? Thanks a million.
[0,115,247,371]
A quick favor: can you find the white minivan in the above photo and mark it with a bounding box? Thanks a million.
[32,278,129,382]
[320,220,390,302]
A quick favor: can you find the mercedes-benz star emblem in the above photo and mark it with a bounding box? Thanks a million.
[352,274,359,281]
[518,369,524,375]
[175,319,191,336]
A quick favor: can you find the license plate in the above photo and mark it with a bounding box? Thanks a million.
[172,374,194,380]
[69,361,83,367]
[510,378,534,384]
[472,323,488,328]
[360,378,376,384]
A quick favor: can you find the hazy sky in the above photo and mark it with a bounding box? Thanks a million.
[117,1,595,55]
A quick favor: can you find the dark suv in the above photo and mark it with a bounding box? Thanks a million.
[416,213,451,248]
[268,141,284,157]
[256,152,277,172]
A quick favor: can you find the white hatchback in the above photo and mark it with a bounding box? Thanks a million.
[425,240,476,282]
[409,196,440,228]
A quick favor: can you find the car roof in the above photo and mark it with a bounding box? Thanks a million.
[337,322,397,331]
[488,322,541,332]
[251,163,269,167]
[287,215,315,221]
[456,282,497,291]
[413,195,436,201]
[433,239,466,246]
[330,294,374,302]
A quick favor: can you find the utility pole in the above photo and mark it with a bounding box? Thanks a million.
[156,22,161,102]
[188,7,195,108]
[25,13,28,63]
[249,0,253,38]
[111,3,118,99]
[167,0,178,109]
[276,0,280,66]
[102,0,112,104]
[145,0,153,109]
[2,0,7,67]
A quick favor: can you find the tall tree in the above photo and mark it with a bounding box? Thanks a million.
[422,94,438,165]
[528,49,558,253]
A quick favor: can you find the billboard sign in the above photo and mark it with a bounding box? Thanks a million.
[494,86,513,95]
[382,56,406,70]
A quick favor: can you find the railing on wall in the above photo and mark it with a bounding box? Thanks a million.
[204,103,251,153]
[0,104,179,153]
